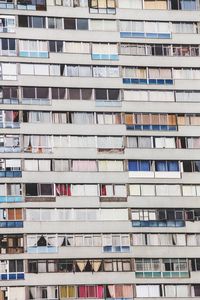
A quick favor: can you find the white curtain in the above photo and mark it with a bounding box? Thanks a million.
[100,209,128,220]
[84,184,98,196]
[90,20,104,31]
[149,91,174,102]
[141,185,155,196]
[182,185,196,196]
[26,209,40,221]
[133,233,145,245]
[159,234,171,245]
[20,64,34,75]
[105,20,117,31]
[176,234,186,245]
[50,64,60,76]
[148,234,160,245]
[38,160,51,171]
[34,64,49,75]
[71,185,84,196]
[98,160,123,171]
[54,160,69,171]
[115,185,127,196]
[97,136,123,148]
[2,63,17,79]
[72,113,94,124]
[187,234,197,245]
[24,160,38,171]
[120,20,132,31]
[6,159,20,169]
[124,90,148,101]
[148,285,160,297]
[156,185,170,196]
[177,285,190,297]
[118,0,142,8]
[129,184,140,195]
[136,286,149,297]
[165,285,176,297]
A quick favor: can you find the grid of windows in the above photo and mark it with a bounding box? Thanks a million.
[1,0,200,299]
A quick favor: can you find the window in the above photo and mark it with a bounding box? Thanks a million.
[95,89,120,101]
[97,136,123,149]
[128,160,151,171]
[125,113,177,131]
[0,0,14,9]
[98,160,124,171]
[0,38,16,56]
[93,65,119,77]
[28,286,58,299]
[64,18,88,30]
[22,87,49,105]
[52,87,66,99]
[97,113,122,124]
[19,40,48,58]
[71,160,97,171]
[64,18,76,29]
[18,15,46,28]
[0,234,23,254]
[172,22,197,33]
[23,111,51,123]
[155,161,179,172]
[53,160,69,171]
[100,184,127,197]
[25,183,54,196]
[49,40,64,53]
[24,135,52,153]
[68,88,93,100]
[48,17,62,29]
[144,0,167,9]
[0,16,15,33]
[70,112,93,124]
[120,20,171,38]
[90,19,117,31]
[103,234,130,252]
[17,0,46,10]
[136,285,161,297]
[64,42,90,53]
[0,135,20,152]
[118,0,142,9]
[1,63,17,80]
[186,161,200,172]
[89,0,116,13]
[127,136,152,148]
[0,159,21,177]
[77,18,88,30]
[92,43,118,60]
[169,0,198,10]
[120,44,146,56]
[59,0,88,7]
[24,160,51,171]
[131,209,186,227]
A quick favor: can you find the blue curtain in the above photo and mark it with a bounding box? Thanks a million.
[194,161,200,172]
[180,0,196,10]
[140,161,150,171]
[156,161,166,171]
[128,161,150,171]
[168,161,179,171]
[128,161,138,171]
[156,161,179,171]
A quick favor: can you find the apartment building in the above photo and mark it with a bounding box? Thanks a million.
[1,0,200,299]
